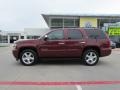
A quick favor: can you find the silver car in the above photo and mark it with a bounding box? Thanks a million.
[110,40,116,49]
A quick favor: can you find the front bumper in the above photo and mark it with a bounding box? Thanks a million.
[12,49,19,60]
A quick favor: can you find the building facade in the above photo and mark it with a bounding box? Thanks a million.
[0,30,24,46]
[42,14,120,43]
[24,28,50,39]
[42,14,120,30]
[0,28,50,45]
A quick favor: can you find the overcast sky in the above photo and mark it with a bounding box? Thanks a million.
[0,0,120,31]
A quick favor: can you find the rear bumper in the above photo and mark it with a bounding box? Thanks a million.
[12,49,19,60]
[100,48,112,57]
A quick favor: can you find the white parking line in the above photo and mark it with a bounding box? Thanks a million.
[76,85,82,90]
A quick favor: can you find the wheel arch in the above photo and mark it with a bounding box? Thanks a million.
[18,46,38,59]
[82,46,101,57]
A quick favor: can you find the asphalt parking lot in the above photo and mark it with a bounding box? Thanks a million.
[0,46,120,90]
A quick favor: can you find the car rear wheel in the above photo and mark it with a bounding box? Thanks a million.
[82,49,99,66]
[20,49,38,66]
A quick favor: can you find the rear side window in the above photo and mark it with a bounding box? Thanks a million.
[67,29,83,40]
[85,29,107,39]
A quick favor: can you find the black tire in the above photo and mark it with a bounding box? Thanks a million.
[82,49,99,66]
[19,49,38,66]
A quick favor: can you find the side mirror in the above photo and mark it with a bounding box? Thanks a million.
[44,35,48,41]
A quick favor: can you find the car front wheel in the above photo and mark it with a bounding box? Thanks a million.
[20,49,38,66]
[82,49,99,66]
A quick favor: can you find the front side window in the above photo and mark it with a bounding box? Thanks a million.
[47,30,64,40]
[67,29,83,40]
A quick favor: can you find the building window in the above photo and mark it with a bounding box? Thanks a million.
[27,36,31,39]
[0,35,8,43]
[21,36,24,39]
[51,19,63,27]
[27,36,40,39]
[64,19,79,28]
[51,18,79,28]
[64,19,74,27]
[75,19,79,27]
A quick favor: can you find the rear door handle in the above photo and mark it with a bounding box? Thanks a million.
[58,42,64,45]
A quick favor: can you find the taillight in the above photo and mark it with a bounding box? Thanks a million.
[102,40,110,48]
[104,33,111,48]
[106,40,111,48]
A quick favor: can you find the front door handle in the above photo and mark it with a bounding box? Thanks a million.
[58,42,64,45]
[80,42,86,44]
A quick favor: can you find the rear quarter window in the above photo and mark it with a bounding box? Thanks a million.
[85,29,107,39]
[99,30,107,39]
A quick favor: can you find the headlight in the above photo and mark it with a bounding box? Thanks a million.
[13,43,17,49]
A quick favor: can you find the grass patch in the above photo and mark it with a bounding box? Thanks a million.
[0,46,8,47]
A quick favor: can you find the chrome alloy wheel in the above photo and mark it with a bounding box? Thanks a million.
[85,52,97,65]
[22,52,35,65]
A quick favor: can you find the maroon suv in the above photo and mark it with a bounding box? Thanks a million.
[12,28,111,66]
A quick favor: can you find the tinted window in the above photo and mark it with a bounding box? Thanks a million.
[68,29,83,39]
[85,29,107,39]
[99,30,107,39]
[47,30,64,40]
